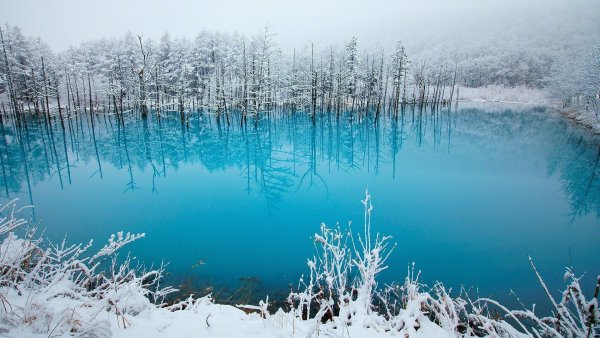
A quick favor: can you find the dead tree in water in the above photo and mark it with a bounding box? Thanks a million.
[310,43,317,124]
[345,37,358,112]
[242,42,248,126]
[449,63,458,105]
[41,57,52,125]
[411,62,427,106]
[375,51,385,119]
[53,74,64,129]
[0,27,20,124]
[391,41,408,115]
[87,74,94,128]
[137,35,149,118]
[326,48,335,112]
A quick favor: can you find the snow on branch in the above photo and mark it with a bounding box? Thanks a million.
[89,231,145,264]
[0,198,30,236]
[0,200,174,337]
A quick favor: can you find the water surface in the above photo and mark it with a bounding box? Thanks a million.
[1,104,599,310]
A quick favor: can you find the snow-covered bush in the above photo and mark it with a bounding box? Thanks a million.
[0,194,598,337]
[287,190,450,336]
[287,191,390,324]
[473,259,600,337]
[0,198,175,337]
[288,189,600,337]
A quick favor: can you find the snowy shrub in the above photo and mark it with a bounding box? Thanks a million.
[0,198,175,337]
[287,190,447,336]
[473,259,600,337]
[288,190,600,337]
[0,194,598,337]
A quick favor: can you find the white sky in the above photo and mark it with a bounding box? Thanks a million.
[1,0,598,53]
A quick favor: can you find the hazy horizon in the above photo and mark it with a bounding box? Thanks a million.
[1,0,598,54]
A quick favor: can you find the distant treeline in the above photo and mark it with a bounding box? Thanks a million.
[0,24,598,126]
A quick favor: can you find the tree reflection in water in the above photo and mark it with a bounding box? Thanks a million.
[0,105,599,221]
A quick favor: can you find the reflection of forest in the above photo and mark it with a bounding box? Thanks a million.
[0,105,598,218]
[548,126,600,221]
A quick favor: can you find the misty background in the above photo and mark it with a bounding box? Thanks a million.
[0,0,598,107]
[2,0,598,54]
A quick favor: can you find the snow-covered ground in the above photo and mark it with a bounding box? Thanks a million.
[559,104,600,134]
[1,194,598,337]
[3,290,453,338]
[458,85,550,105]
[459,86,600,134]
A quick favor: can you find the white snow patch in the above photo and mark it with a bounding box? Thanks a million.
[459,85,550,105]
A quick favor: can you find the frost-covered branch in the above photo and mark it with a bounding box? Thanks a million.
[0,200,174,337]
[89,231,145,264]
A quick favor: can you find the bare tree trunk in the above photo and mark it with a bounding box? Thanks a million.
[88,75,93,114]
[402,68,408,104]
[41,57,51,125]
[66,73,72,114]
[0,27,20,123]
[137,35,149,117]
[82,76,87,113]
[376,51,384,118]
[449,64,457,104]
[242,42,248,125]
[87,75,95,129]
[455,84,460,107]
[54,74,64,129]
[311,43,317,124]
[155,65,160,117]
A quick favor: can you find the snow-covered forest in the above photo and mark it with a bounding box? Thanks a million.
[0,22,598,128]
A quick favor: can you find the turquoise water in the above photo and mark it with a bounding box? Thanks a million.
[1,104,599,310]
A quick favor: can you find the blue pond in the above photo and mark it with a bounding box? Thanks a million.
[1,103,599,310]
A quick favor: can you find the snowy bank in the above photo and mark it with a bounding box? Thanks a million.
[458,86,600,135]
[458,85,550,105]
[0,195,598,337]
[557,100,600,135]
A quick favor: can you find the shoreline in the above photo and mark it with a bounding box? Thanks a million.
[460,97,600,136]
[557,106,600,135]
